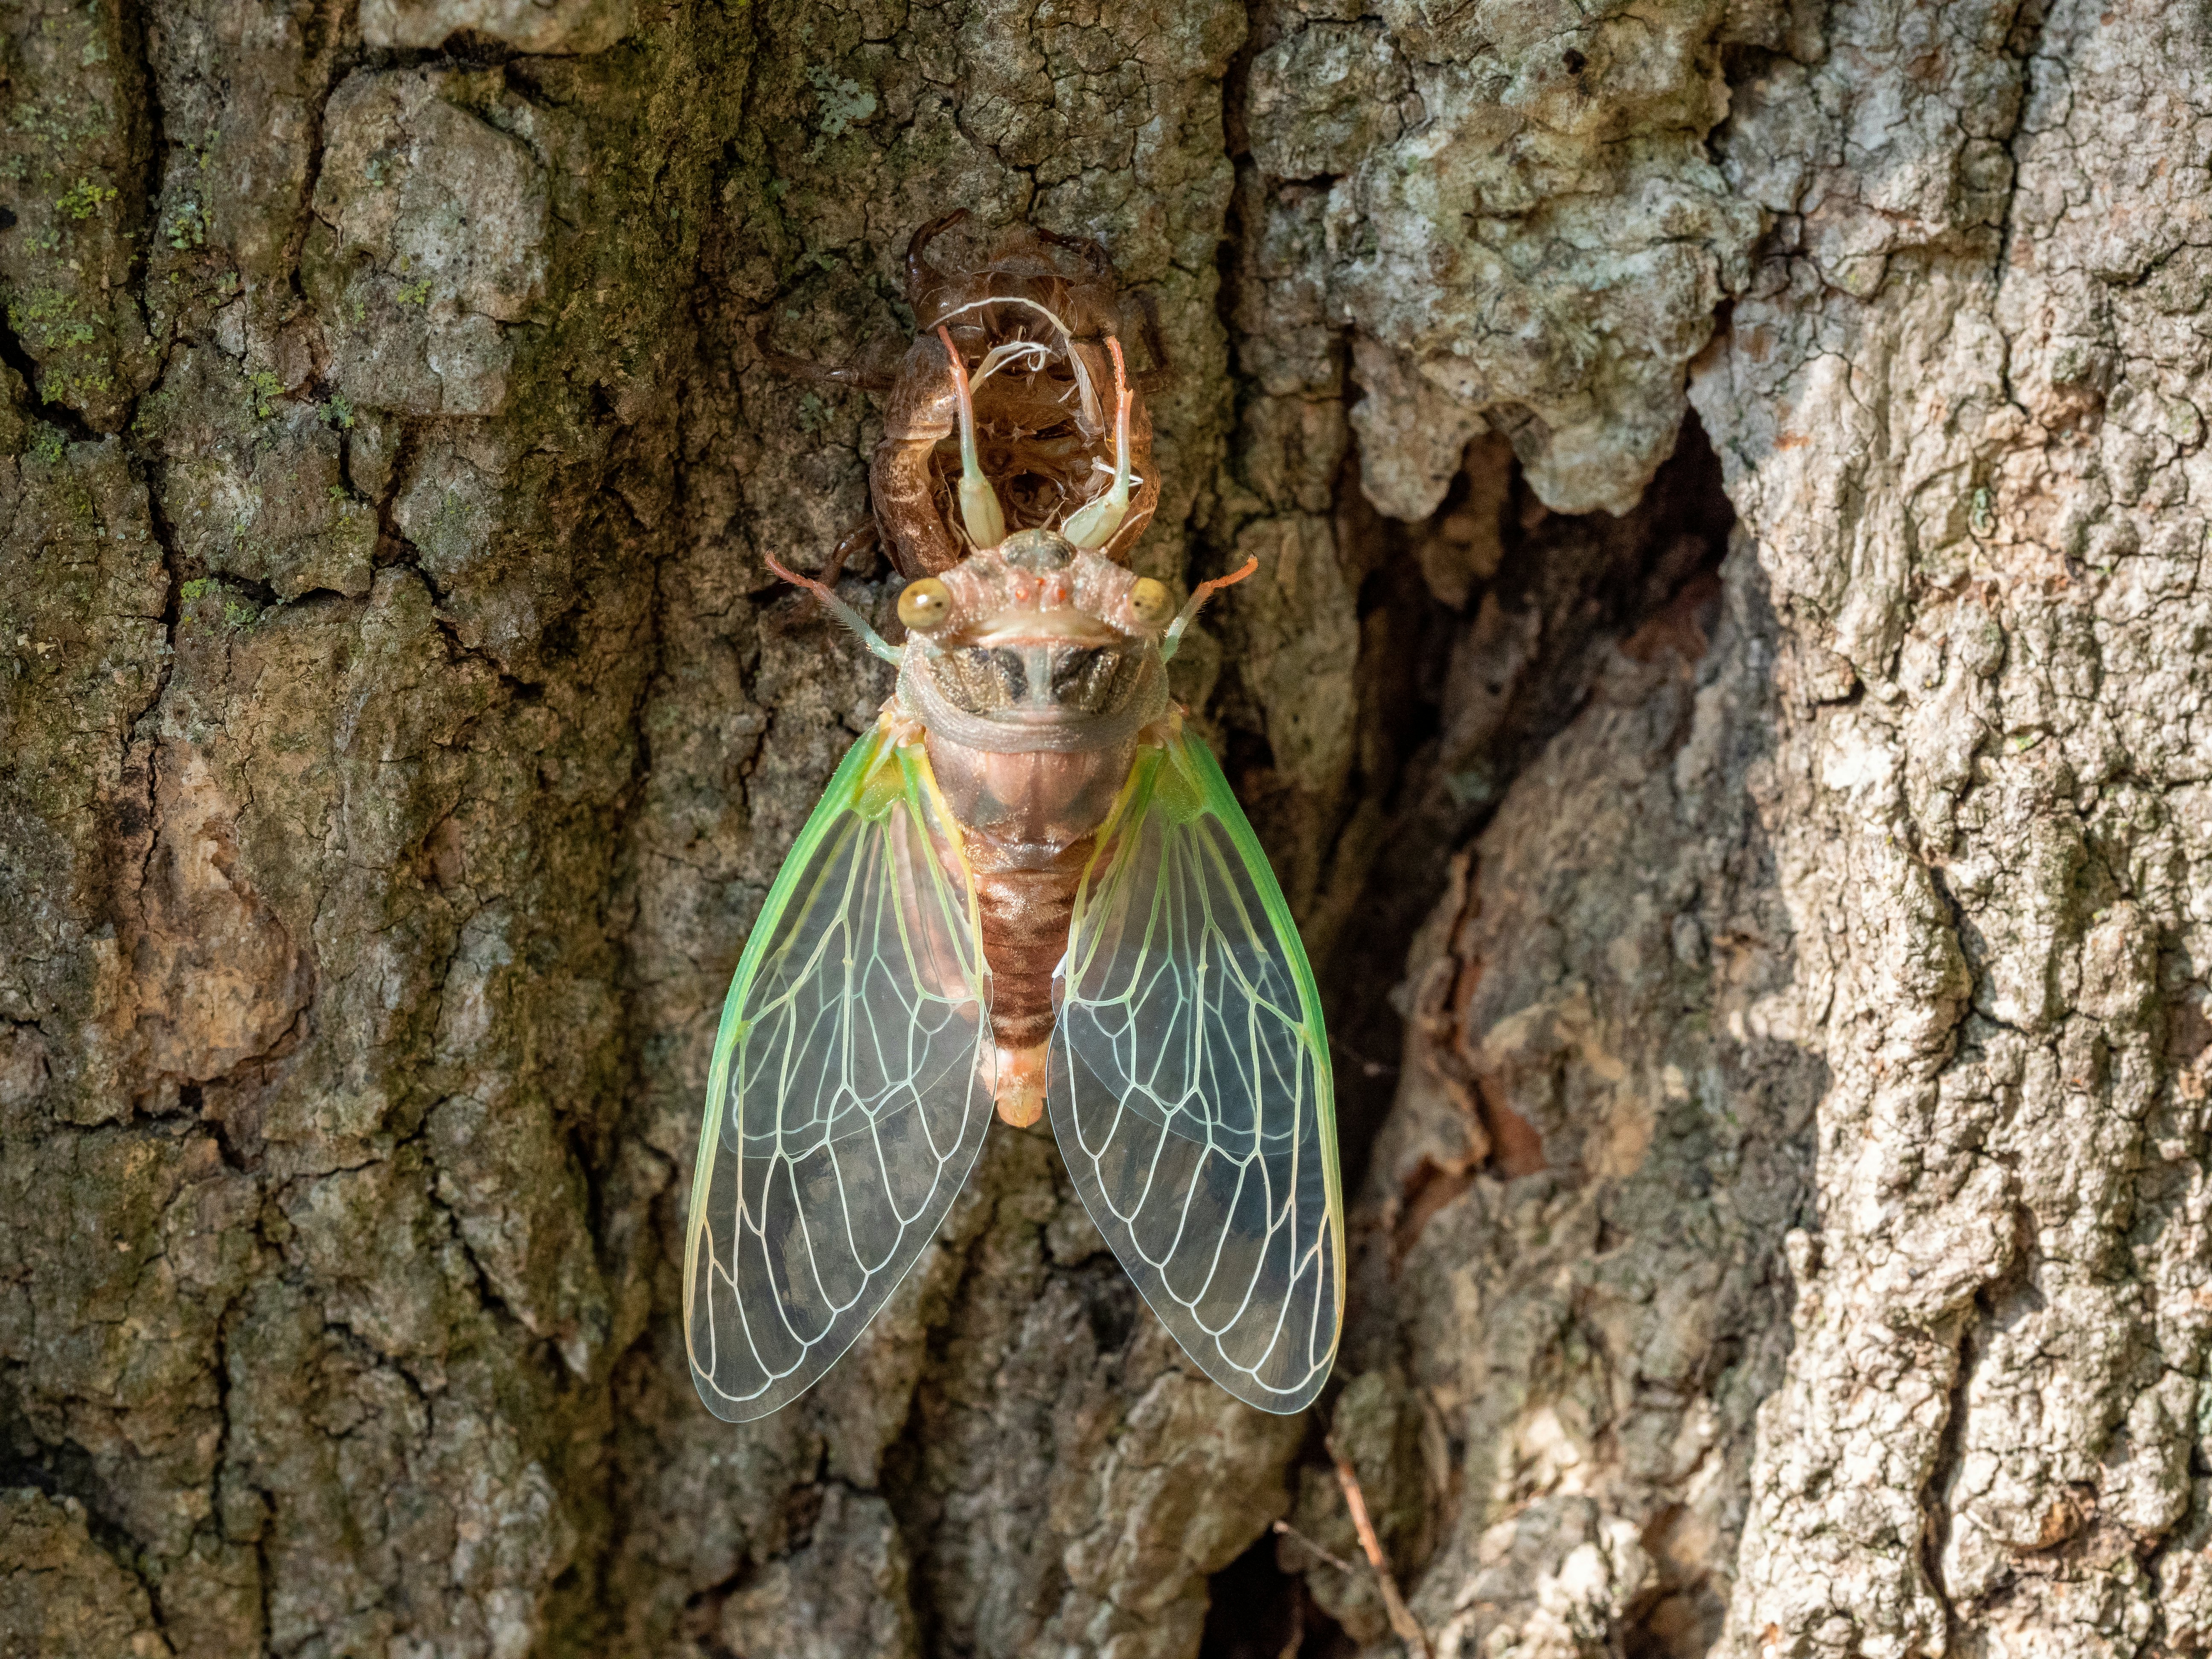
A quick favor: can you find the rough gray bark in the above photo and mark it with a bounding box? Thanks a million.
[1695,2,2212,1651]
[1,1,2203,1657]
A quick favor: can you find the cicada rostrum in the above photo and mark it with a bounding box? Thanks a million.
[685,216,1343,1420]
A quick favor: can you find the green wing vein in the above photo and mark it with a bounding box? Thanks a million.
[684,728,994,1421]
[1049,730,1344,1414]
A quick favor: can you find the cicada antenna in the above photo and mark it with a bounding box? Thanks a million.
[1159,555,1259,664]
[1031,224,1113,276]
[762,550,901,664]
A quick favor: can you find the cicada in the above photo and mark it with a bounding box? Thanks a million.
[685,218,1343,1420]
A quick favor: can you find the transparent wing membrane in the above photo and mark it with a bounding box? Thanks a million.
[1050,731,1344,1413]
[685,728,994,1421]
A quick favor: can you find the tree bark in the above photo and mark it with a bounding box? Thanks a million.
[1,0,2203,1656]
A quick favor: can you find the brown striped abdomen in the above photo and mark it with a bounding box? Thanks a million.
[967,835,1094,1053]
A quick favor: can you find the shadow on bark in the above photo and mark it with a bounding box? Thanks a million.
[1204,413,1828,1656]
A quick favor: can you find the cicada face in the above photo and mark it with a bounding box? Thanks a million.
[891,528,1170,848]
[897,530,1168,742]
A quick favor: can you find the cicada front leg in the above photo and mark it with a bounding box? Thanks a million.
[904,209,973,329]
[872,321,1026,575]
[818,518,880,588]
[1059,336,1163,563]
[750,317,898,393]
[870,333,970,577]
[1129,287,1176,395]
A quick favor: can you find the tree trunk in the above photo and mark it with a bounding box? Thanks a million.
[2,0,2203,1654]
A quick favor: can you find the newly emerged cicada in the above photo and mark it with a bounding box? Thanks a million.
[685,218,1343,1420]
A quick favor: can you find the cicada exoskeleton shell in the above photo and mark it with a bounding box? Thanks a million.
[869,213,1163,575]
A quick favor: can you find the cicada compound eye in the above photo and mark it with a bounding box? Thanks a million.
[1128,577,1172,627]
[898,577,954,632]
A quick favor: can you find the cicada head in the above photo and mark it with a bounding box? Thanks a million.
[893,529,1173,754]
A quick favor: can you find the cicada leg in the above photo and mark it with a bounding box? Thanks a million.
[751,319,896,392]
[936,325,1007,549]
[1064,336,1133,550]
[870,440,961,578]
[1057,337,1163,562]
[905,209,972,320]
[1130,288,1176,395]
[819,518,879,588]
[872,334,966,577]
[1031,224,1112,276]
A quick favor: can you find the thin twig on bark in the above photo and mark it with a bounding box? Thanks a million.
[1328,1438,1434,1659]
[1272,1516,1360,1576]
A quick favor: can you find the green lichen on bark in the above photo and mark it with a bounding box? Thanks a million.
[0,0,155,429]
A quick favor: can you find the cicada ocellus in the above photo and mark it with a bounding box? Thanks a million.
[685,218,1343,1419]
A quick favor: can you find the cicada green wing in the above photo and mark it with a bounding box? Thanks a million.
[685,725,994,1421]
[1049,729,1344,1414]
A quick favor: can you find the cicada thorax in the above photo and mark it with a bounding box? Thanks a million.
[871,215,1162,578]
[885,528,1173,1126]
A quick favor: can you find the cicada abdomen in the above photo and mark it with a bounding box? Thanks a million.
[686,221,1343,1422]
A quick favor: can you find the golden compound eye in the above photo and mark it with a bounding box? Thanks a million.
[1128,577,1172,626]
[898,577,954,632]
